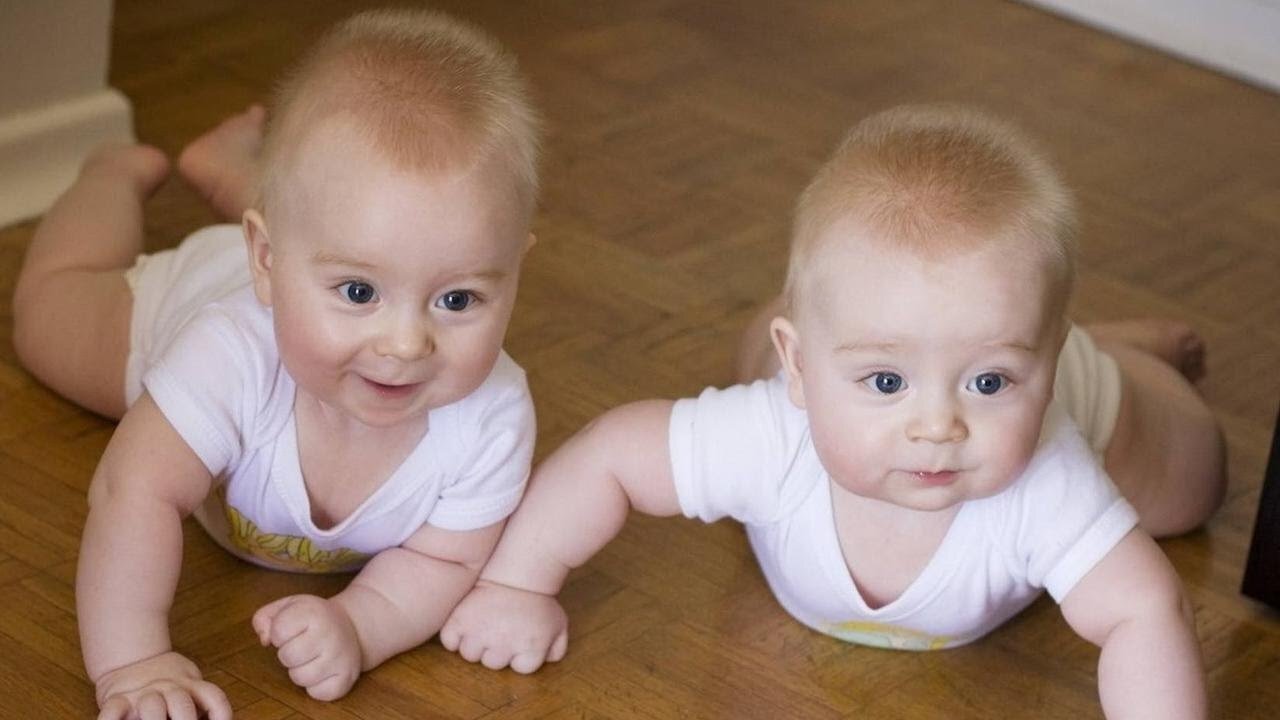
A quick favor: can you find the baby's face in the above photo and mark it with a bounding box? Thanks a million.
[249,120,530,429]
[776,230,1065,512]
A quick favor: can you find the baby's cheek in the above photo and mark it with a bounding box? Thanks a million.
[996,421,1043,481]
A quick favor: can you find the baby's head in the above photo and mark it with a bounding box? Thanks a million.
[772,105,1078,510]
[243,9,540,428]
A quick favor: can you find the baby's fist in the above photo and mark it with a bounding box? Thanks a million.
[440,580,569,674]
[252,594,362,701]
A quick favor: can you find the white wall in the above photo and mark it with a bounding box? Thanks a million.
[1022,0,1280,94]
[0,0,133,228]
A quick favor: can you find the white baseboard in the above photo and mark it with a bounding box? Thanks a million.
[1022,0,1280,94]
[0,88,134,229]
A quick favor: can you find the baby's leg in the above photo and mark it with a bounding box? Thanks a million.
[176,104,266,221]
[12,145,170,419]
[1087,320,1227,537]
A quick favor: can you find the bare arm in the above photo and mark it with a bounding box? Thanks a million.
[481,399,681,593]
[250,517,506,701]
[338,519,505,668]
[1060,529,1206,719]
[440,399,681,671]
[77,392,229,719]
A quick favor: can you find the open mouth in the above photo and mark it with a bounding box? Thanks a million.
[913,470,959,486]
[362,377,422,399]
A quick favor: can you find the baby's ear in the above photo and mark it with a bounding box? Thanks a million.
[242,209,274,307]
[770,316,806,409]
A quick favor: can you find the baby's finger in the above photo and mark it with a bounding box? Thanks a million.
[161,688,198,720]
[288,655,337,690]
[190,680,233,720]
[135,691,168,720]
[437,622,461,652]
[456,635,487,664]
[548,630,569,662]
[305,671,354,702]
[96,695,130,720]
[480,646,515,671]
[509,650,546,675]
[252,595,298,644]
[277,632,321,669]
[265,601,314,648]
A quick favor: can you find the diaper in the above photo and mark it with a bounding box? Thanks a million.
[1052,325,1122,454]
[123,224,252,405]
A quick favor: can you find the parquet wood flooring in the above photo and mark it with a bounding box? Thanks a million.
[1,1,1278,717]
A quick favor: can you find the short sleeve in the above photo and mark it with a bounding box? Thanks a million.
[668,376,811,525]
[427,354,536,531]
[142,308,258,476]
[1012,412,1139,602]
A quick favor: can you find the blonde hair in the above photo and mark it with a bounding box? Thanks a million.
[257,8,540,218]
[785,105,1076,313]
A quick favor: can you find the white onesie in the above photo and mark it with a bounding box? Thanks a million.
[125,225,535,573]
[668,366,1137,650]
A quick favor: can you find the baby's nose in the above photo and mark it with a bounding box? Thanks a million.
[906,395,968,444]
[375,310,434,360]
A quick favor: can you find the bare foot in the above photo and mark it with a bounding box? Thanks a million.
[177,104,266,220]
[82,144,171,198]
[1084,319,1207,384]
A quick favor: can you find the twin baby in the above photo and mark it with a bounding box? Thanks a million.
[12,9,1226,720]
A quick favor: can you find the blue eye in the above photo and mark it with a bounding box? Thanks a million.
[969,373,1005,395]
[436,290,473,312]
[338,281,376,304]
[869,372,905,395]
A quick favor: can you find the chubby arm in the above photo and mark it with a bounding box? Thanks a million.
[340,521,506,667]
[440,399,681,671]
[1060,529,1206,720]
[77,392,229,719]
[483,399,682,593]
[251,520,504,701]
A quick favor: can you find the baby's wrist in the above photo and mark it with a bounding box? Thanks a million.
[327,591,376,670]
[475,575,557,599]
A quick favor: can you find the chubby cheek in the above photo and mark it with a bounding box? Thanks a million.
[272,303,354,381]
[444,329,505,392]
[806,401,885,491]
[980,408,1045,487]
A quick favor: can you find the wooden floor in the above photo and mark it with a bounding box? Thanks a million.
[2,1,1279,717]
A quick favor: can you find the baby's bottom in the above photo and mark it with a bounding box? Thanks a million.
[735,299,1227,538]
[1091,322,1226,537]
[12,145,169,419]
[12,108,265,419]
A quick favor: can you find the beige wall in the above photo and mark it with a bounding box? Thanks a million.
[0,0,133,228]
[1022,0,1280,94]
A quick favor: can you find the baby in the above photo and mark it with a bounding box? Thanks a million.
[440,106,1225,718]
[12,9,539,719]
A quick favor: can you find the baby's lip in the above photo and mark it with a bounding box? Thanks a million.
[910,469,960,485]
[362,376,425,392]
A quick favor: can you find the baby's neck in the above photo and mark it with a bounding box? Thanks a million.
[829,482,961,609]
[293,392,431,529]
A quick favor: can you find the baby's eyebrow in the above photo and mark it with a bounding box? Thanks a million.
[833,341,901,354]
[992,341,1038,353]
[311,250,376,269]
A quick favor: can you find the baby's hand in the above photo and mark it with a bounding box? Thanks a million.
[252,594,362,701]
[439,579,569,673]
[94,650,230,720]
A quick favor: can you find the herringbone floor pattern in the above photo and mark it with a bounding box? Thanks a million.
[1,1,1278,718]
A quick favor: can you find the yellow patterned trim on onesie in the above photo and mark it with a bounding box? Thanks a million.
[825,620,952,651]
[218,487,371,573]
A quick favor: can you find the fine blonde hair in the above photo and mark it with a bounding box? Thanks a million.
[784,105,1076,313]
[257,7,540,218]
